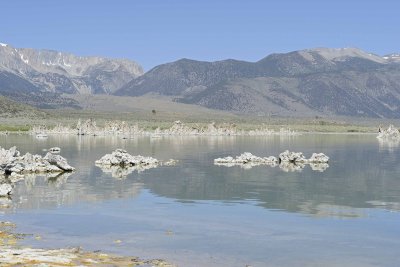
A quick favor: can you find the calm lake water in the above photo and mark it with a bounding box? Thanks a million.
[1,134,400,267]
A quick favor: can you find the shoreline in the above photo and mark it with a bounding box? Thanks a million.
[0,119,382,135]
[0,108,389,134]
[0,221,175,267]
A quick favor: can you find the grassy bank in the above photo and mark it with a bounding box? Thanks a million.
[0,118,378,134]
[0,107,388,133]
[0,125,31,132]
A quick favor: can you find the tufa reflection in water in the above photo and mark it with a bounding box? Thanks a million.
[1,134,400,218]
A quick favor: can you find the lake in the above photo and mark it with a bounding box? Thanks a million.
[1,134,400,267]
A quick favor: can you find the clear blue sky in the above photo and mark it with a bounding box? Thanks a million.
[2,0,399,70]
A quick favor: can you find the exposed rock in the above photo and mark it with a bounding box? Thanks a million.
[279,150,329,164]
[214,152,278,167]
[7,152,62,174]
[377,125,400,139]
[215,151,329,171]
[35,133,48,138]
[95,149,159,167]
[279,150,307,163]
[308,153,329,163]
[77,118,98,136]
[49,147,61,153]
[0,183,12,197]
[0,146,19,166]
[95,149,178,178]
[0,146,75,195]
[44,153,75,171]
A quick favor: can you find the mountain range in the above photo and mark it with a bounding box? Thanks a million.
[1,42,400,118]
[0,42,142,108]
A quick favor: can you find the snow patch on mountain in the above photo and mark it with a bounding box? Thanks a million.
[19,53,29,64]
[305,47,386,63]
[0,42,144,95]
[383,53,400,61]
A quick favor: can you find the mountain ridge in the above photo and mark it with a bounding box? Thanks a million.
[2,42,400,118]
[0,42,143,107]
[116,47,400,118]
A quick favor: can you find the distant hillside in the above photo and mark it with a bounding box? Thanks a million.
[116,58,258,96]
[0,95,46,118]
[116,48,400,118]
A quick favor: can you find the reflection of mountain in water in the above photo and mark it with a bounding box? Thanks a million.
[2,134,400,217]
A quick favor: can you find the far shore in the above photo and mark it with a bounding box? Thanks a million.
[0,115,387,134]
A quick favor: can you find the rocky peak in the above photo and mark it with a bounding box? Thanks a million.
[14,48,143,77]
[0,42,143,95]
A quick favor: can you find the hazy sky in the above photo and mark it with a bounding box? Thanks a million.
[2,0,399,70]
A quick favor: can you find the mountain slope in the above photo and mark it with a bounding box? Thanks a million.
[0,95,46,118]
[0,69,81,109]
[116,47,400,118]
[0,42,143,107]
[116,58,258,96]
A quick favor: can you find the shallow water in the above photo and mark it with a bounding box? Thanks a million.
[1,134,400,266]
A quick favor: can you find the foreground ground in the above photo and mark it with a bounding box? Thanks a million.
[0,221,174,267]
